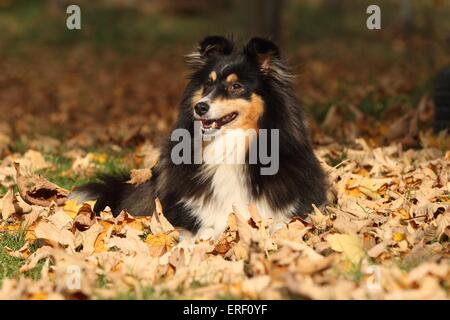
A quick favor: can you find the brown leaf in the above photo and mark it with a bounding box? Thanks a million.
[14,162,68,207]
[35,220,75,250]
[73,203,96,231]
[1,188,32,219]
[20,246,53,273]
[78,222,104,255]
[127,168,152,185]
[145,233,176,257]
[150,198,178,237]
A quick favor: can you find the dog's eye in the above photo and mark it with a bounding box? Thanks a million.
[230,82,243,91]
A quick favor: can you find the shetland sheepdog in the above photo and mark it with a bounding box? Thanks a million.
[72,36,327,238]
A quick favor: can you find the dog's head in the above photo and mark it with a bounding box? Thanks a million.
[186,36,290,135]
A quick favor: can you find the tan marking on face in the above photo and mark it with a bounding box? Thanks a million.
[232,94,263,153]
[204,93,263,131]
[191,88,203,109]
[235,93,264,131]
[209,71,217,82]
[201,94,264,153]
[226,73,238,83]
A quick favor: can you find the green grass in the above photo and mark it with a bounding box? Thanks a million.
[112,287,157,300]
[0,230,44,286]
[307,77,432,124]
[307,102,335,124]
[97,273,107,289]
[39,150,131,190]
[0,145,132,197]
[40,154,88,190]
[0,186,7,197]
[324,149,348,168]
[105,286,177,300]
[10,138,29,155]
[0,0,241,57]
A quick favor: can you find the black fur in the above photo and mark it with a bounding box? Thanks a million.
[74,36,327,234]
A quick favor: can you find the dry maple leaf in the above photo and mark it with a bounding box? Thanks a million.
[135,142,161,169]
[1,188,32,219]
[326,233,366,265]
[77,222,104,254]
[14,162,68,207]
[127,168,152,185]
[213,213,239,255]
[13,150,51,173]
[434,208,450,240]
[145,233,176,257]
[150,198,178,238]
[2,123,449,299]
[63,199,96,219]
[20,246,53,273]
[73,203,96,231]
[309,204,330,230]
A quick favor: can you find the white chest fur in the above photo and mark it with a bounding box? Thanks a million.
[182,163,293,238]
[181,130,293,238]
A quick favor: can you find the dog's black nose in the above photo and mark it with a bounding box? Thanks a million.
[194,102,209,116]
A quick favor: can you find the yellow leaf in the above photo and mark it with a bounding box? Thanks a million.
[145,233,176,257]
[326,233,365,264]
[63,199,81,219]
[0,224,21,232]
[25,227,36,242]
[29,292,48,300]
[393,232,405,242]
[63,199,96,219]
[346,187,362,197]
[127,220,145,231]
[354,167,369,177]
[93,153,107,164]
[93,230,108,253]
[398,208,410,220]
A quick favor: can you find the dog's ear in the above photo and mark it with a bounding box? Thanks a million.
[244,37,280,75]
[186,36,233,69]
[199,35,234,58]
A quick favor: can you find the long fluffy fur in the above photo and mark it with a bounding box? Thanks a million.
[72,36,327,236]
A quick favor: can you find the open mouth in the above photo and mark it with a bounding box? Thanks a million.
[199,112,238,134]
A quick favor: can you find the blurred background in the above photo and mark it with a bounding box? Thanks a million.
[0,0,449,152]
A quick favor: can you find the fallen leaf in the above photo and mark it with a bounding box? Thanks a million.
[326,233,366,264]
[127,168,152,185]
[14,162,68,207]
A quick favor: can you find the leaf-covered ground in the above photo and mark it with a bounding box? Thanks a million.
[0,133,448,299]
[0,0,449,299]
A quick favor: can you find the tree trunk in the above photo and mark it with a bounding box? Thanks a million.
[247,0,284,44]
[400,0,413,35]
